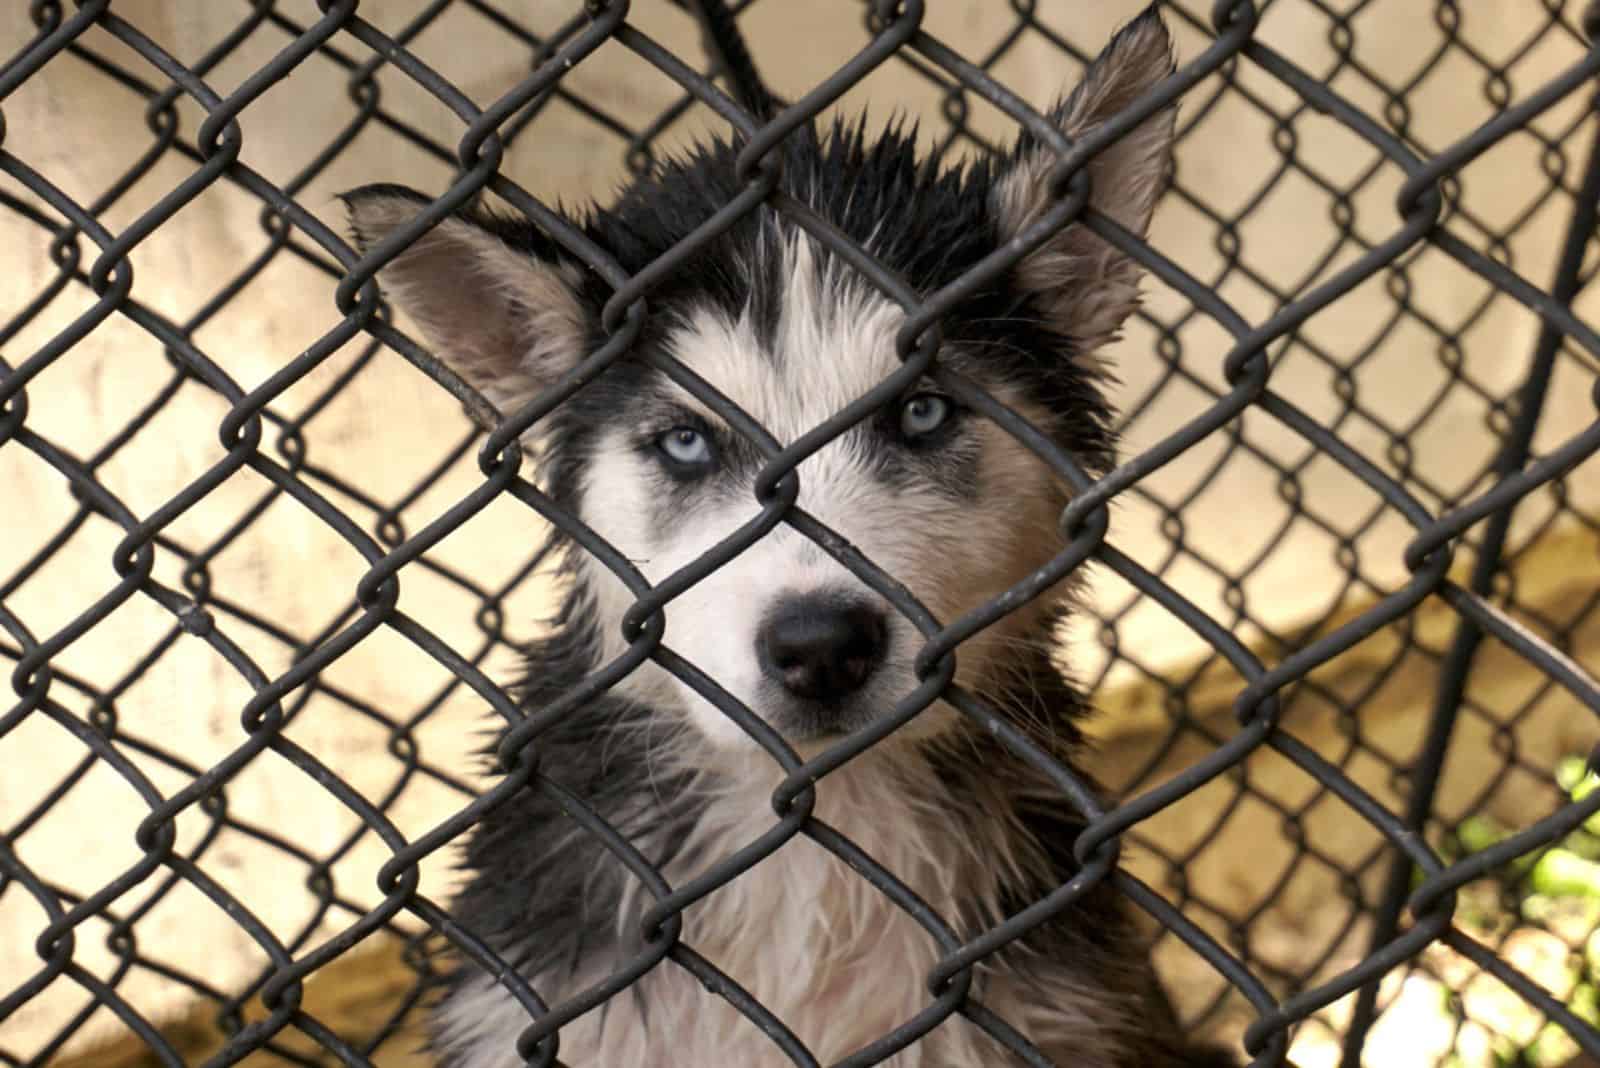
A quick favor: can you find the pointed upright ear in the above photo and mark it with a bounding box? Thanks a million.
[996,8,1177,360]
[341,184,589,414]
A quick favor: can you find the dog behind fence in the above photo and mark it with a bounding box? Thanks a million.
[2,2,1600,1066]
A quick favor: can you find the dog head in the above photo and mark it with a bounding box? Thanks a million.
[344,11,1175,753]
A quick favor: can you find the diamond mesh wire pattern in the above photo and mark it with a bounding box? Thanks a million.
[1,1,1599,1066]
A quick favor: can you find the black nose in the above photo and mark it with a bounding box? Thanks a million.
[757,596,888,702]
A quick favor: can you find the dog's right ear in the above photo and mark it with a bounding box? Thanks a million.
[341,184,589,413]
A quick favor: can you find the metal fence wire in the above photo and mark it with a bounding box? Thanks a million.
[4,0,1600,1065]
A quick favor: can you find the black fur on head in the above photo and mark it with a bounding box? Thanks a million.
[341,6,1177,519]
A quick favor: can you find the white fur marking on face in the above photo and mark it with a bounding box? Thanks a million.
[570,226,1070,752]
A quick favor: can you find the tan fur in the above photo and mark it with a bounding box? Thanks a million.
[345,194,587,414]
[994,15,1176,362]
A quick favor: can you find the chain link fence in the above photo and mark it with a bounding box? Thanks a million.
[3,1,1600,1065]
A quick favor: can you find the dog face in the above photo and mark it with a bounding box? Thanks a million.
[344,12,1175,752]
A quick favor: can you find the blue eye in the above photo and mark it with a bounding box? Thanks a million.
[899,393,952,439]
[657,426,713,467]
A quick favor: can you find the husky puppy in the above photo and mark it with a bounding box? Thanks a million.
[346,9,1232,1067]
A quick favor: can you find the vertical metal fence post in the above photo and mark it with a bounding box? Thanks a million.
[1338,79,1600,1068]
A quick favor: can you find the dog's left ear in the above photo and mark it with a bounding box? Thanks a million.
[995,8,1177,359]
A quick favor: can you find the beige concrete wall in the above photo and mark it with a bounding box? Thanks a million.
[2,1,1597,1062]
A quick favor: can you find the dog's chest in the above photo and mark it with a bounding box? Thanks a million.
[669,831,965,1062]
[603,776,1003,1066]
[441,775,1022,1067]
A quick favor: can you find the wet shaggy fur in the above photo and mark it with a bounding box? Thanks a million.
[346,9,1236,1067]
